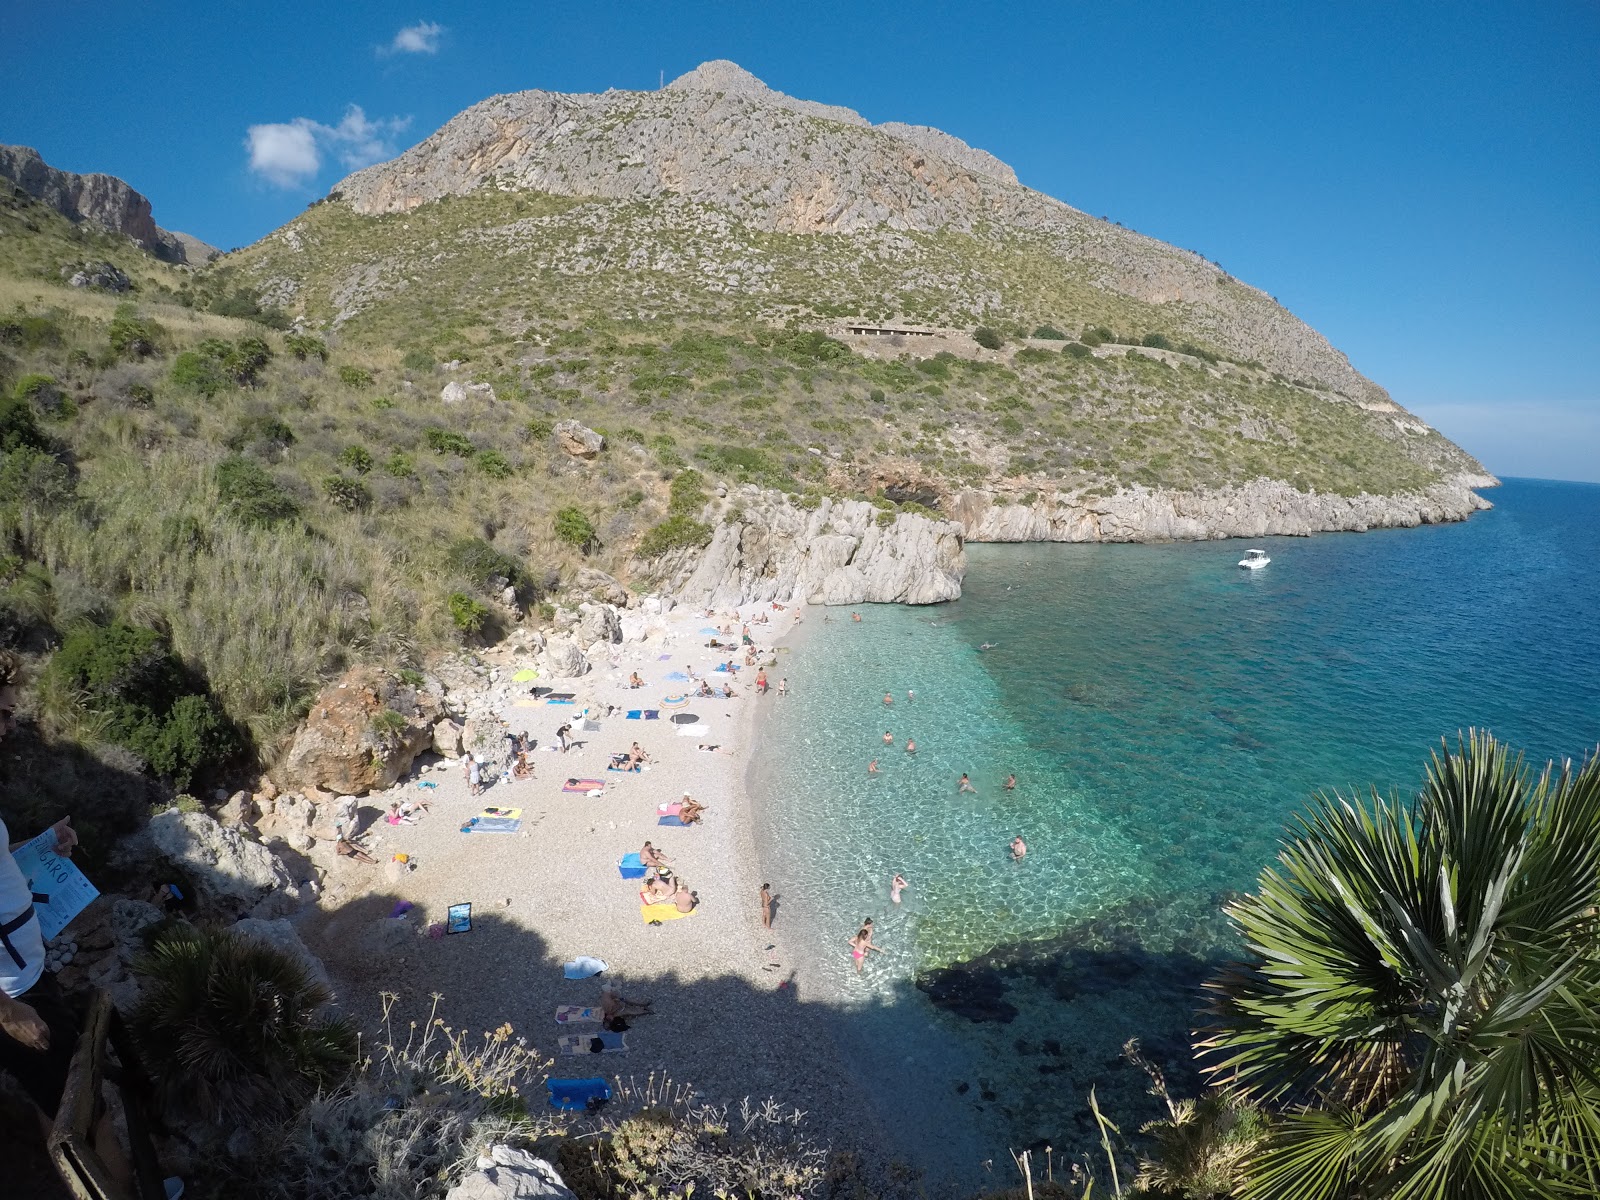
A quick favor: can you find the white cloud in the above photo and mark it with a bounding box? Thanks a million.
[385,20,444,55]
[245,106,411,189]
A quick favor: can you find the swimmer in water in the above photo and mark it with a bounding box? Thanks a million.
[1004,773,1017,791]
[868,759,879,775]
[852,612,862,623]
[883,731,894,745]
[905,737,916,753]
[958,773,977,794]
[907,689,915,702]
[884,692,893,706]
[891,874,908,904]
[1010,836,1027,861]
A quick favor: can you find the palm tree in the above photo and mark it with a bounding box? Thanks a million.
[1197,730,1600,1200]
[131,926,356,1121]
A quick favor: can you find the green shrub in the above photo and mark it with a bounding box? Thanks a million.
[636,513,713,558]
[446,537,521,587]
[369,707,407,741]
[0,447,75,510]
[973,326,1004,350]
[217,455,299,529]
[400,347,435,372]
[336,365,373,388]
[1032,325,1067,340]
[371,395,395,411]
[321,474,371,512]
[223,337,273,385]
[170,350,227,397]
[1081,326,1113,347]
[337,445,373,474]
[424,427,474,457]
[553,506,597,551]
[125,383,155,408]
[383,451,416,478]
[0,395,50,452]
[1141,331,1173,350]
[448,592,488,635]
[41,622,242,789]
[1014,347,1056,364]
[668,468,708,515]
[284,333,328,361]
[1063,341,1093,359]
[108,303,162,359]
[225,414,295,453]
[524,417,554,440]
[0,313,64,350]
[772,328,852,364]
[397,668,425,688]
[473,449,513,479]
[868,388,886,403]
[131,927,354,1121]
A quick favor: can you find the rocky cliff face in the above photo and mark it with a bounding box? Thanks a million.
[645,492,965,607]
[0,144,214,263]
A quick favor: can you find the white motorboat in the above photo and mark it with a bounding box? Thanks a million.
[1238,548,1270,570]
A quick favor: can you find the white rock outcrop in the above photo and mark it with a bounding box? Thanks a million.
[147,810,297,916]
[650,493,964,607]
[446,1146,575,1200]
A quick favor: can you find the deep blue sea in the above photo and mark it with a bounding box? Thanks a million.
[752,478,1600,1181]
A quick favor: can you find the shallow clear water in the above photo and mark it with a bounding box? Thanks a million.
[754,478,1600,1172]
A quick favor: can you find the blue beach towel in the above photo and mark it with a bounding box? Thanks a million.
[548,1076,611,1111]
[663,671,690,681]
[644,710,660,720]
[547,698,576,705]
[619,852,645,879]
[625,710,642,719]
[461,816,522,834]
[658,814,686,827]
[657,653,672,661]
[698,626,720,636]
[563,956,607,980]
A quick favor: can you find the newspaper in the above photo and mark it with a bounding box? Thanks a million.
[12,827,99,940]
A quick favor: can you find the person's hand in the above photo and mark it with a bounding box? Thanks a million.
[51,816,77,857]
[0,997,50,1051]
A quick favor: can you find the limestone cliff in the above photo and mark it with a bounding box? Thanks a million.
[0,144,215,264]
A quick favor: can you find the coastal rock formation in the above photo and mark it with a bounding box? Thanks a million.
[446,1146,575,1200]
[274,665,443,796]
[147,809,298,917]
[949,474,1496,543]
[651,493,964,607]
[554,420,604,459]
[0,143,214,263]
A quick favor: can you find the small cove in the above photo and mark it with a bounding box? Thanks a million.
[753,478,1600,1184]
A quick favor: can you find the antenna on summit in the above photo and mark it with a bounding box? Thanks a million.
[659,69,664,90]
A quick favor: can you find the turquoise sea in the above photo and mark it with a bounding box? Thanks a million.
[751,478,1600,1181]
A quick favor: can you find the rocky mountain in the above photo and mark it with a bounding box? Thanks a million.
[0,144,216,264]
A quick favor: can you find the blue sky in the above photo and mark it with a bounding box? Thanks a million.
[3,2,1596,481]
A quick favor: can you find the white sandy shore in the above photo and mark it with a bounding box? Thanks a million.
[300,601,903,1163]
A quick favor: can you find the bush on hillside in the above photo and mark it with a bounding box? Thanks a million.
[474,449,513,479]
[40,622,242,789]
[108,302,162,360]
[0,395,51,453]
[383,451,416,478]
[14,373,70,419]
[131,927,355,1122]
[446,538,521,589]
[1063,341,1093,359]
[225,414,296,454]
[284,333,328,361]
[973,326,1004,350]
[447,592,488,635]
[0,313,65,351]
[216,455,299,529]
[337,445,373,474]
[0,447,76,512]
[336,365,373,388]
[1141,331,1173,350]
[321,474,371,512]
[424,427,474,457]
[400,347,435,372]
[553,506,597,552]
[170,350,227,397]
[1032,325,1067,339]
[635,513,713,558]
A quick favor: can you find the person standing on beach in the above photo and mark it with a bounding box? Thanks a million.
[891,874,908,904]
[958,774,976,793]
[759,883,773,929]
[468,756,483,796]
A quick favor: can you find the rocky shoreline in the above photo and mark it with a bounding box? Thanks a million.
[648,474,1496,608]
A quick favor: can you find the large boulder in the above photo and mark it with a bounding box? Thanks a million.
[554,420,604,460]
[573,567,630,607]
[540,636,589,678]
[441,380,469,404]
[446,1147,575,1200]
[274,666,443,796]
[67,261,132,292]
[432,718,465,758]
[575,602,621,647]
[147,810,297,916]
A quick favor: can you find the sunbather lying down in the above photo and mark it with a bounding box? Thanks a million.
[642,874,698,912]
[610,742,652,770]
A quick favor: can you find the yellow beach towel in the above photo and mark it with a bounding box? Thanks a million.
[640,902,695,923]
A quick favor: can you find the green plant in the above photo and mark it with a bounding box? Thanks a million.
[0,395,51,452]
[1200,731,1600,1199]
[225,414,296,453]
[170,350,227,397]
[424,427,474,457]
[216,455,300,529]
[1063,341,1093,359]
[973,326,1004,350]
[396,668,425,688]
[1142,331,1173,350]
[473,449,513,479]
[553,506,598,552]
[131,927,355,1122]
[284,333,328,361]
[447,592,489,635]
[635,514,713,558]
[400,347,435,372]
[369,707,407,741]
[524,417,555,440]
[321,474,372,512]
[108,303,161,359]
[337,445,374,474]
[384,451,416,478]
[336,365,374,388]
[1033,324,1067,339]
[446,537,521,588]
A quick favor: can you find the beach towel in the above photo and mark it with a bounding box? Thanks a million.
[657,654,672,661]
[558,1032,629,1056]
[663,671,690,682]
[555,1005,601,1025]
[547,698,576,705]
[657,802,682,817]
[698,626,720,636]
[416,779,438,788]
[607,764,642,773]
[641,900,695,922]
[563,956,607,980]
[618,852,646,879]
[625,710,642,719]
[460,810,523,834]
[657,814,687,827]
[643,710,659,720]
[548,1077,610,1111]
[562,778,605,793]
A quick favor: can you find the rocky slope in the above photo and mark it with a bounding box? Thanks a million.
[0,143,215,264]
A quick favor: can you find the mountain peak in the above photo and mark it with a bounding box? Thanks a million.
[666,60,772,98]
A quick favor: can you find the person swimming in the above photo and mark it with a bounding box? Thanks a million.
[1010,836,1027,861]
[905,737,916,753]
[958,773,976,793]
[1004,773,1017,790]
[883,730,894,745]
[868,759,879,775]
[891,874,908,904]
